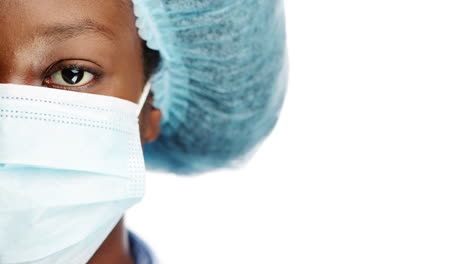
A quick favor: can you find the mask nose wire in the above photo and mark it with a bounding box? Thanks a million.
[136,78,153,115]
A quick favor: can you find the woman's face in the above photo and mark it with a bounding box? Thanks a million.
[0,0,161,144]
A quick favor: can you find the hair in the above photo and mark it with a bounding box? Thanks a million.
[142,41,161,83]
[121,0,160,83]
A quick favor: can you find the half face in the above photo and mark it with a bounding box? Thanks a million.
[0,0,161,145]
[0,0,145,104]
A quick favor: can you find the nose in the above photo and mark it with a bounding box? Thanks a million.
[0,66,42,86]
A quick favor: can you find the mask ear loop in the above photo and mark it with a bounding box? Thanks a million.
[136,78,153,115]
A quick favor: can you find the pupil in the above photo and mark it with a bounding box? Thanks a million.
[62,69,84,84]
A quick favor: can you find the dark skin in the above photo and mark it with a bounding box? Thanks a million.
[0,1,161,263]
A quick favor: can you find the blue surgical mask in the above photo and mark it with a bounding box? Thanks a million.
[0,80,152,264]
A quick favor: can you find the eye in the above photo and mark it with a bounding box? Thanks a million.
[44,67,96,88]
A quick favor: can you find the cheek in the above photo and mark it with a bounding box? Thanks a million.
[113,46,146,104]
[103,42,145,106]
[99,5,146,104]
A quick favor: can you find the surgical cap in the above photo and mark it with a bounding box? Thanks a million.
[132,0,288,175]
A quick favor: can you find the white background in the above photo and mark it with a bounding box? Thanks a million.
[128,1,468,263]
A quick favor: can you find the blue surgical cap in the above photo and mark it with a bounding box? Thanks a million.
[131,0,288,175]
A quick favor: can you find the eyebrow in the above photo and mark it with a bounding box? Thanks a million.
[39,19,116,43]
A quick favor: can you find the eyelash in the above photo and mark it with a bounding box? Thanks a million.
[43,63,103,90]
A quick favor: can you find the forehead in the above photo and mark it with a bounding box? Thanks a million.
[0,0,135,45]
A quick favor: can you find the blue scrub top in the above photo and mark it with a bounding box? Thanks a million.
[128,229,157,264]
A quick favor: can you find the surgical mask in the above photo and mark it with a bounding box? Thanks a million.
[0,80,152,264]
